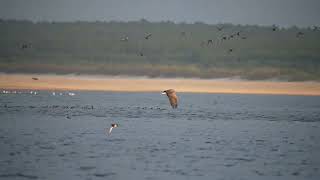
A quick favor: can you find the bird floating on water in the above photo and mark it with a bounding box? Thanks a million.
[162,89,178,109]
[68,92,75,96]
[108,123,119,134]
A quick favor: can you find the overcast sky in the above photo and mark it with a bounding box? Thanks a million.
[1,0,319,27]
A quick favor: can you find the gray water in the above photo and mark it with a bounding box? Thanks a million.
[0,91,320,180]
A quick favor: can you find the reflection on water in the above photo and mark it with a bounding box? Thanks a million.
[0,91,320,180]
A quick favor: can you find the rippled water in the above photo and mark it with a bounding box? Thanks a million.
[0,91,320,180]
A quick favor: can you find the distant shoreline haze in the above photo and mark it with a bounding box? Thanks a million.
[1,0,320,28]
[0,19,319,81]
[0,18,315,29]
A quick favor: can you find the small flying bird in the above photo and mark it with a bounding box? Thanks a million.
[120,36,129,42]
[108,123,119,134]
[216,26,224,31]
[138,52,144,56]
[228,48,233,53]
[162,89,178,109]
[296,31,304,38]
[32,77,39,80]
[236,31,241,36]
[222,36,227,40]
[20,43,31,50]
[272,25,278,31]
[144,33,152,40]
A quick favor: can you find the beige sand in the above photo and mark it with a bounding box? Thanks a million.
[0,74,320,96]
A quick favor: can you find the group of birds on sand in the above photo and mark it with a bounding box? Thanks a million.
[108,88,178,135]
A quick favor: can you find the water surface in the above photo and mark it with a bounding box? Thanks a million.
[0,91,319,180]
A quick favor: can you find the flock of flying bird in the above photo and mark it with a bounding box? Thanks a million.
[19,24,320,134]
[116,24,319,56]
[20,24,319,55]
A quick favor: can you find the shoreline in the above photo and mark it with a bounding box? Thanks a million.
[1,73,320,96]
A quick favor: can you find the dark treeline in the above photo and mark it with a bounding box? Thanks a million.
[1,19,320,80]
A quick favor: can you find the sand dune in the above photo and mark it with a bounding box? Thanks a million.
[1,74,320,96]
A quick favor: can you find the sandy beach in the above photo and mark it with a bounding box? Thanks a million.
[1,73,320,96]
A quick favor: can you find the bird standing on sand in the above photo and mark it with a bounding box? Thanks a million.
[32,77,39,80]
[162,89,178,109]
[108,123,118,134]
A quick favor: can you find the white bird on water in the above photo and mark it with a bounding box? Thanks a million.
[68,92,75,96]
